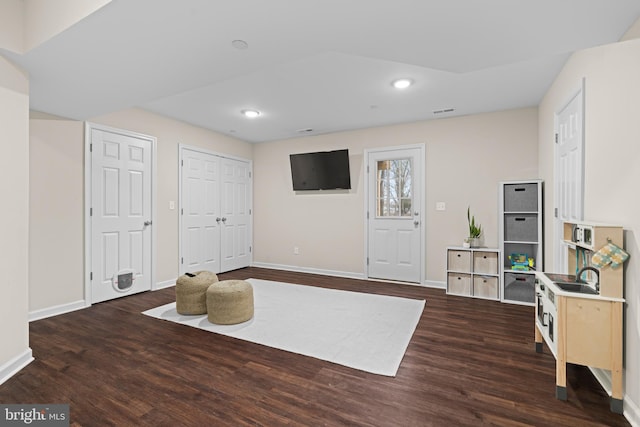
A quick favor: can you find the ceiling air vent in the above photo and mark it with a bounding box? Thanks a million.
[433,108,455,115]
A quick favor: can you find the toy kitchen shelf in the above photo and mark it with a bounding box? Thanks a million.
[535,221,625,413]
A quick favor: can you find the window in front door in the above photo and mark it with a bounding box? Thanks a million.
[375,158,412,217]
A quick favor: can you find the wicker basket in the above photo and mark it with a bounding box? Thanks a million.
[175,271,218,315]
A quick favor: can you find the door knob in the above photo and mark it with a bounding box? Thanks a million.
[414,220,419,226]
[144,220,152,226]
[216,217,221,223]
[222,217,227,223]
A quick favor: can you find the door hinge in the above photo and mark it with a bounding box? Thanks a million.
[367,257,369,265]
[90,143,93,152]
[367,165,370,173]
[90,272,93,280]
[181,208,183,215]
[181,257,183,264]
[181,159,183,166]
[90,207,93,216]
[249,171,252,178]
[555,133,558,144]
[555,207,558,218]
[249,209,252,215]
[249,246,252,253]
[367,211,369,219]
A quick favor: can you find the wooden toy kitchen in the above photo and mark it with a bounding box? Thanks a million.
[535,220,628,413]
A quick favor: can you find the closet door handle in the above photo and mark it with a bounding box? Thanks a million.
[216,217,221,223]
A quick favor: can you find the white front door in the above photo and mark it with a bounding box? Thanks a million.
[554,84,585,272]
[366,146,424,283]
[90,126,154,303]
[220,157,252,272]
[181,149,221,274]
[180,147,252,274]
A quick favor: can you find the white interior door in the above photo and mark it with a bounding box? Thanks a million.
[181,149,220,274]
[554,84,585,272]
[220,157,252,272]
[90,127,154,303]
[366,146,424,283]
[180,147,252,274]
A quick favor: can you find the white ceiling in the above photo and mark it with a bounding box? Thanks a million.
[4,0,640,143]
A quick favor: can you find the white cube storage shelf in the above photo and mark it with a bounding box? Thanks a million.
[446,247,500,301]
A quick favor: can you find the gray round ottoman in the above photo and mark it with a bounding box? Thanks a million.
[175,271,219,315]
[206,280,254,325]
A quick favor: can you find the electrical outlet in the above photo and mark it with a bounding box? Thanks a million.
[294,246,299,255]
[169,201,175,210]
[436,202,446,211]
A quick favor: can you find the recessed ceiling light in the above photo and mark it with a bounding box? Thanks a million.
[241,109,261,118]
[392,78,413,89]
[232,40,248,50]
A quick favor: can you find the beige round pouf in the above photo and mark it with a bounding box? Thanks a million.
[206,280,254,325]
[175,271,219,315]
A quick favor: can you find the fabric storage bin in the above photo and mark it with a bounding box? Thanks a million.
[447,273,471,296]
[473,251,498,274]
[504,214,538,242]
[473,276,498,299]
[504,272,535,303]
[448,250,471,272]
[504,183,538,212]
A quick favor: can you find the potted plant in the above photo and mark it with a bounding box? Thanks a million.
[467,206,482,248]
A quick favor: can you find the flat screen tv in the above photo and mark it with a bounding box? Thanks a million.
[290,149,351,191]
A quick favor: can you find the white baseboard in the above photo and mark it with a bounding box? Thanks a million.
[29,300,86,322]
[424,280,446,289]
[154,279,176,290]
[0,348,33,386]
[589,367,612,396]
[252,262,446,289]
[625,395,640,427]
[252,262,365,280]
[29,279,176,322]
[589,367,638,426]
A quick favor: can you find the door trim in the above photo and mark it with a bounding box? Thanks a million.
[553,79,585,272]
[363,143,426,284]
[178,144,253,276]
[84,122,157,306]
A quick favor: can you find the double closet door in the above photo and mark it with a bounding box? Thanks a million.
[180,147,252,274]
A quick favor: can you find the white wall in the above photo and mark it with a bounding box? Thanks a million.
[253,107,538,283]
[27,108,253,316]
[0,0,112,54]
[90,108,253,285]
[0,0,23,53]
[0,56,31,380]
[29,119,84,313]
[538,37,640,424]
[24,0,112,51]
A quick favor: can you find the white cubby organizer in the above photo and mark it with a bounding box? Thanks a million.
[446,247,500,301]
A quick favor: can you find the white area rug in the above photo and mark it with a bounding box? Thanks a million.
[142,278,425,376]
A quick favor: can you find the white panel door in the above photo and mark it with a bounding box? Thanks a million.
[181,149,220,274]
[180,148,251,274]
[367,147,423,283]
[91,128,153,303]
[555,87,584,272]
[220,157,251,272]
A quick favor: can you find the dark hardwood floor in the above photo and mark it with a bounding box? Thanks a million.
[0,267,630,426]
